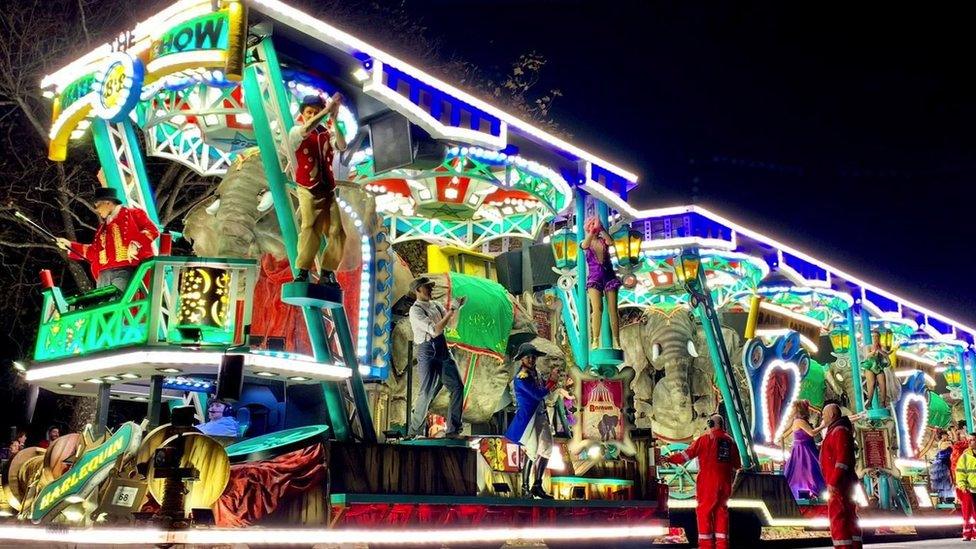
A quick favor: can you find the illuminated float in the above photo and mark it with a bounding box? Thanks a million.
[0,0,971,546]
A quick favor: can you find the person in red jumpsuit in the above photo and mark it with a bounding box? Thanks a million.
[819,403,861,549]
[949,420,974,539]
[664,414,741,549]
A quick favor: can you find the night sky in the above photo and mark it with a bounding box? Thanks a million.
[415,1,976,326]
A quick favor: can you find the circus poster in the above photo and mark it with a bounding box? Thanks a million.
[582,380,624,442]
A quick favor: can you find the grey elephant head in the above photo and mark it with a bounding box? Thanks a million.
[183,149,286,260]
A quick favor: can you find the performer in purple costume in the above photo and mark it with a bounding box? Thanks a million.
[781,400,827,500]
[581,217,621,349]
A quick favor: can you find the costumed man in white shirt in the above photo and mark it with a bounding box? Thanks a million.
[406,276,466,439]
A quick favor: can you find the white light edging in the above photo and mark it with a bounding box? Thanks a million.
[581,192,976,341]
[26,350,351,382]
[669,498,964,529]
[0,524,667,546]
[246,0,637,182]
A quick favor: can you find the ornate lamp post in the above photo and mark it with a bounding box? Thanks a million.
[550,227,579,271]
[611,225,643,270]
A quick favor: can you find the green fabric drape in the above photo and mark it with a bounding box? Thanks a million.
[443,273,513,356]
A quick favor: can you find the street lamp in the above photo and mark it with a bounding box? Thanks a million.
[944,363,962,389]
[829,329,851,354]
[674,249,702,284]
[611,225,644,270]
[550,227,578,270]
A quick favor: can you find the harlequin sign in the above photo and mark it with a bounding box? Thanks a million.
[92,53,144,123]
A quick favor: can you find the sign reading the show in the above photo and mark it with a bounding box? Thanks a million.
[31,422,139,522]
[149,11,229,63]
[92,52,144,123]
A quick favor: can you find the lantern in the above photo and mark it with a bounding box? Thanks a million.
[550,227,578,270]
[675,250,702,283]
[944,364,962,388]
[879,327,894,349]
[611,225,644,269]
[829,329,851,354]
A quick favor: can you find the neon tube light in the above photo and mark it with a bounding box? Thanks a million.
[585,191,976,341]
[0,524,668,545]
[246,0,637,182]
[26,350,351,381]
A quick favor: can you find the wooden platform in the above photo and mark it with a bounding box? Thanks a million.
[328,441,478,496]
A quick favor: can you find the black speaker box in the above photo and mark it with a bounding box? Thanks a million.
[217,354,244,402]
[368,112,447,173]
[495,244,560,294]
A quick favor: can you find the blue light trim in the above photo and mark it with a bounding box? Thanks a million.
[382,65,502,137]
[864,289,900,314]
[782,252,829,284]
[590,164,635,193]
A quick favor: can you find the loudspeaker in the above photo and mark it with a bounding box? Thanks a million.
[494,250,523,294]
[369,113,413,173]
[217,354,244,402]
[369,112,447,173]
[528,244,559,290]
[495,244,560,295]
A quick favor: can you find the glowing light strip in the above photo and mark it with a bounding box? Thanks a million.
[893,369,937,386]
[364,69,506,150]
[669,498,963,529]
[0,524,667,545]
[641,236,736,251]
[753,444,788,461]
[40,0,216,90]
[335,195,372,363]
[48,95,95,139]
[26,351,351,381]
[580,194,976,340]
[898,392,929,458]
[247,0,637,182]
[757,358,802,443]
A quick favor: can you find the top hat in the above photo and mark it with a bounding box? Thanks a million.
[91,187,122,205]
[514,342,546,361]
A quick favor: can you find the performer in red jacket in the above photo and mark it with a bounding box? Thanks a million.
[56,187,159,291]
[819,403,861,549]
[664,414,741,549]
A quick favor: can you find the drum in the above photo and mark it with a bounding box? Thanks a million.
[224,425,329,464]
[147,432,229,513]
[6,447,45,511]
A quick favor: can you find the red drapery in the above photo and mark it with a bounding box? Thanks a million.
[213,443,327,527]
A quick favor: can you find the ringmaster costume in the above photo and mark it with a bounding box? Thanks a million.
[58,187,159,291]
[505,341,556,499]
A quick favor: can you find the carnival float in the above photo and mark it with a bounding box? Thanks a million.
[0,0,972,546]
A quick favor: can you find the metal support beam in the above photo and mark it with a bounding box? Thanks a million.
[574,188,589,366]
[242,36,360,441]
[91,119,160,227]
[962,351,974,433]
[148,375,164,429]
[93,383,111,439]
[683,249,757,469]
[846,307,865,413]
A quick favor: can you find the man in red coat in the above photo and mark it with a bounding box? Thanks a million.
[56,187,159,291]
[819,403,861,549]
[664,414,741,549]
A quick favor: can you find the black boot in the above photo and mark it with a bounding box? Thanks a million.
[318,269,340,287]
[529,456,553,499]
[521,459,533,497]
[294,269,310,283]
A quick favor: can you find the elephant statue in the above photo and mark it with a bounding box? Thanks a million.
[619,307,746,442]
[183,148,384,354]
